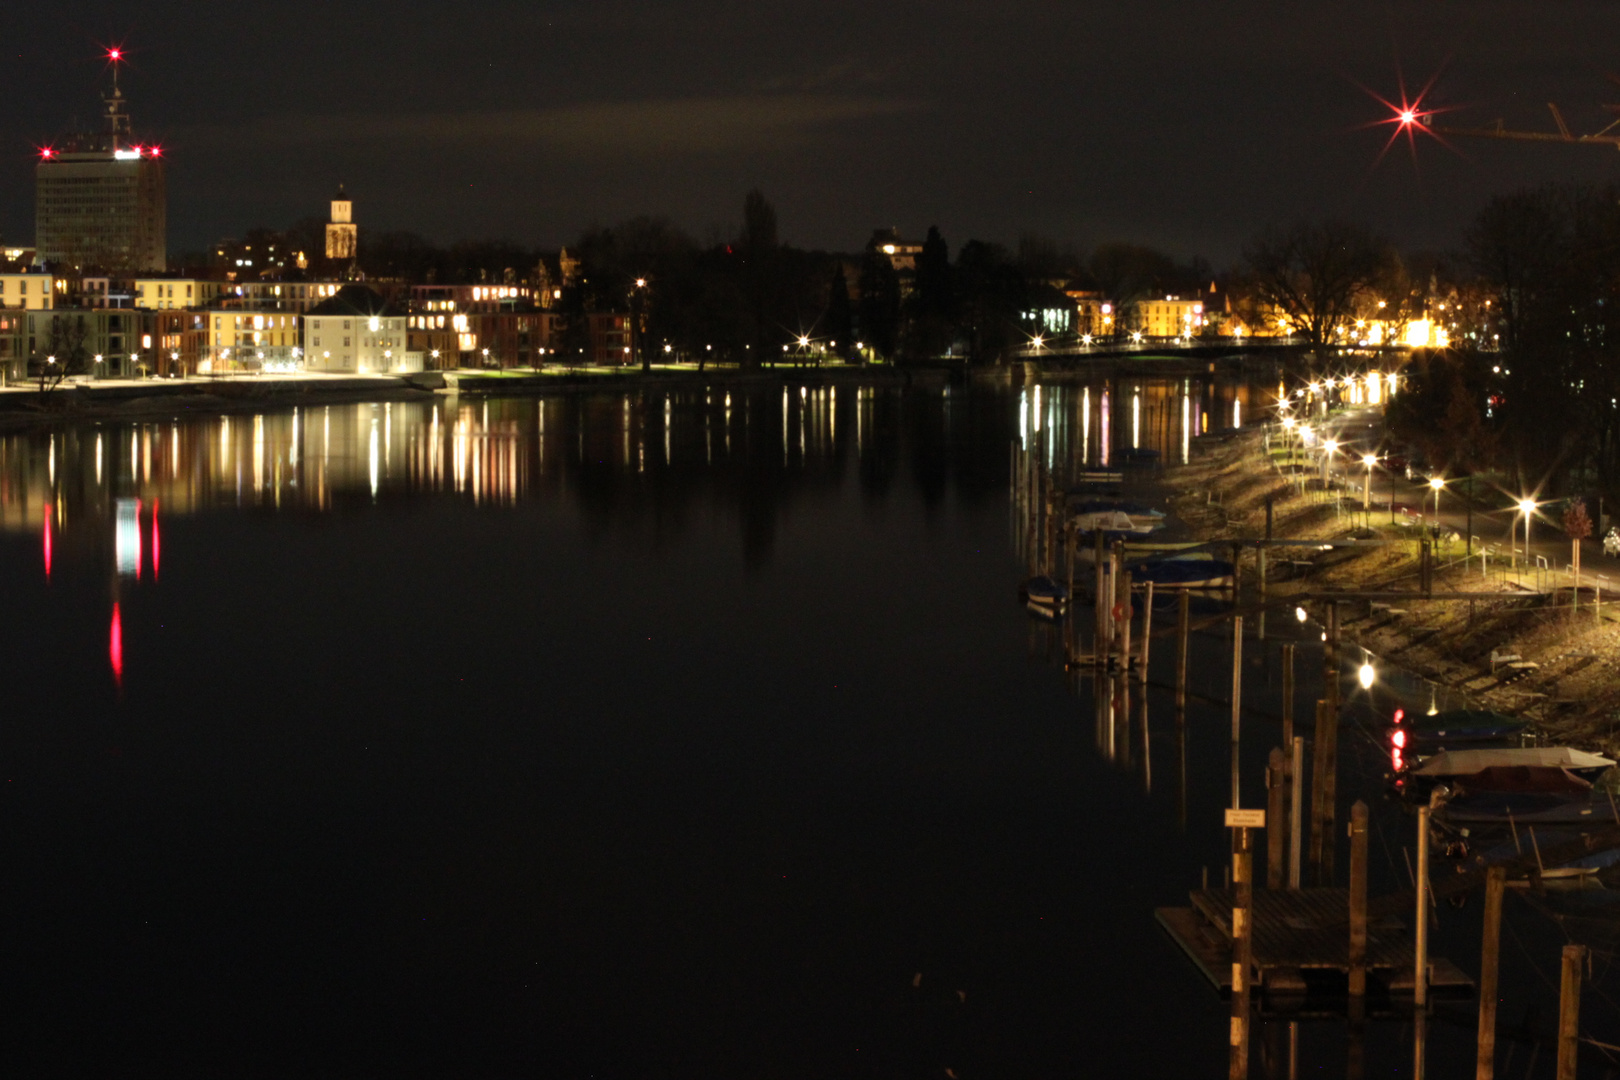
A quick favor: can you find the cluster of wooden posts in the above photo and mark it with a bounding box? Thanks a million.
[1016,446,1593,1078]
[1225,607,1588,1080]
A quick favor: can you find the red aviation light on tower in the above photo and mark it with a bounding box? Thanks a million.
[148,145,162,158]
[110,603,124,687]
[38,146,55,160]
[107,48,123,63]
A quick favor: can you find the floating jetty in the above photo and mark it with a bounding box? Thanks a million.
[1157,887,1474,1000]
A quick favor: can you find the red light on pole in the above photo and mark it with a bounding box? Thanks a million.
[1392,707,1405,725]
[108,48,122,62]
[1391,729,1408,749]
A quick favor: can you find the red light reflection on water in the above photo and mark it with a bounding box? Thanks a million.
[42,508,52,579]
[152,500,160,579]
[110,603,124,686]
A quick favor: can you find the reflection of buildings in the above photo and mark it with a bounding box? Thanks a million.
[0,382,1047,600]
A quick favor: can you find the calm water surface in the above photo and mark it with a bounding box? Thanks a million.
[0,378,1602,1077]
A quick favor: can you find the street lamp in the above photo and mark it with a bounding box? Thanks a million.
[1519,498,1537,563]
[1428,476,1444,538]
[1321,438,1338,488]
[1362,453,1377,511]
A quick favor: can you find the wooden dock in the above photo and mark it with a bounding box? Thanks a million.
[1157,888,1474,1000]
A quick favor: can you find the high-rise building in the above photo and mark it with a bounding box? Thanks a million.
[35,56,166,272]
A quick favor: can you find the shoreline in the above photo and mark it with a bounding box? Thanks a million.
[0,363,955,431]
[1164,427,1620,757]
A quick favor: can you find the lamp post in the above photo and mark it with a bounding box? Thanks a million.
[1429,476,1445,543]
[1519,498,1536,566]
[1322,438,1338,489]
[1362,453,1377,512]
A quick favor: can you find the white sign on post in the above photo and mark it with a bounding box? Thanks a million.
[1225,808,1266,829]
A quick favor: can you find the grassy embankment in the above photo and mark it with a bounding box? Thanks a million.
[1164,429,1620,754]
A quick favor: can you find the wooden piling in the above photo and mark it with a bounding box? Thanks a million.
[1267,748,1288,890]
[1139,581,1155,681]
[1348,800,1369,999]
[1477,865,1506,1080]
[1118,544,1132,673]
[1558,944,1585,1080]
[1281,644,1295,749]
[1309,698,1339,886]
[1289,736,1304,890]
[1415,805,1431,1007]
[1325,602,1340,718]
[1230,616,1243,811]
[1093,528,1107,669]
[1176,589,1191,713]
[1229,829,1254,1080]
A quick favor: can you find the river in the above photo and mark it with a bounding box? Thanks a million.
[0,374,1605,1076]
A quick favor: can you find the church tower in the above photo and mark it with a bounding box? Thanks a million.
[325,186,357,264]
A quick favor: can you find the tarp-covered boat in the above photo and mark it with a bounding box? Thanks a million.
[1413,747,1614,782]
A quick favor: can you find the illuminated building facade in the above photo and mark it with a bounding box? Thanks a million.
[35,64,166,272]
[199,309,303,373]
[135,278,226,311]
[305,285,420,374]
[14,309,144,378]
[325,188,357,263]
[0,272,58,311]
[1139,296,1205,338]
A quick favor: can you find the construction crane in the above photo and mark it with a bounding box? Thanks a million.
[1422,76,1620,150]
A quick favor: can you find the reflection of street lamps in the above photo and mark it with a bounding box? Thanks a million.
[1361,453,1377,511]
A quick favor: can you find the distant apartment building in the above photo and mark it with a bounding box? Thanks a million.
[35,68,165,272]
[869,228,922,273]
[411,283,536,315]
[305,285,420,374]
[10,309,145,379]
[149,309,210,376]
[406,309,627,368]
[1139,296,1206,338]
[198,310,303,373]
[135,278,227,311]
[0,271,57,311]
[219,280,345,313]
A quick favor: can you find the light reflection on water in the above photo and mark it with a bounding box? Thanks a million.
[4,371,1566,1077]
[7,375,1257,566]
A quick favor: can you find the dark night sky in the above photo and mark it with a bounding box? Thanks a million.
[8,1,1620,263]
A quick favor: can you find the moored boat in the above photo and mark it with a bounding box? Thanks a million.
[1128,558,1235,590]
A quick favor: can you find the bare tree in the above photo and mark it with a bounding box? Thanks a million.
[38,315,89,393]
[1241,221,1393,355]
